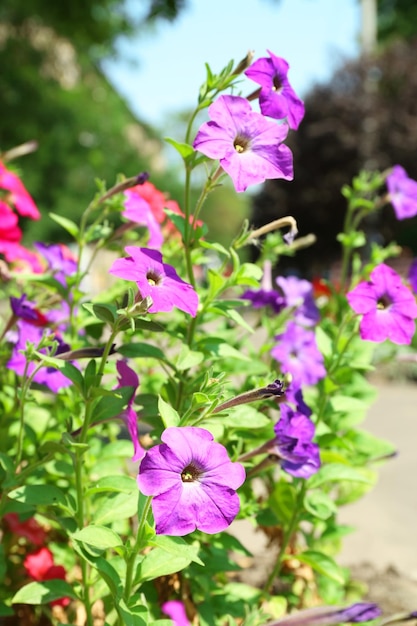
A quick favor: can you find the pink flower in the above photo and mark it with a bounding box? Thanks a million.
[193,95,293,192]
[115,360,145,462]
[23,547,70,607]
[245,51,305,129]
[162,600,191,625]
[347,263,417,344]
[0,161,40,220]
[109,246,199,316]
[386,165,417,220]
[123,188,164,249]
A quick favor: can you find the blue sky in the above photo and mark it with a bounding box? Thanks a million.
[104,0,361,127]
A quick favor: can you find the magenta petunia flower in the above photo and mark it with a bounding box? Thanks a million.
[276,275,320,327]
[115,360,145,462]
[193,95,293,192]
[137,426,246,536]
[271,321,326,386]
[408,258,417,294]
[245,51,305,130]
[162,600,190,626]
[122,189,163,249]
[347,263,417,345]
[386,165,417,220]
[241,260,283,312]
[109,246,198,316]
[0,161,40,220]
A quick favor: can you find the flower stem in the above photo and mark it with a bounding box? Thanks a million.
[123,496,153,602]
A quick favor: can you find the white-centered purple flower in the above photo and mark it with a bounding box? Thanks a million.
[245,51,305,130]
[347,263,417,345]
[272,405,320,478]
[271,321,326,387]
[137,426,246,536]
[241,260,283,312]
[193,95,293,192]
[386,165,417,220]
[276,275,320,326]
[122,189,163,250]
[115,360,145,462]
[109,246,198,316]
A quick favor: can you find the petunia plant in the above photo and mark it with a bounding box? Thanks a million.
[0,50,416,626]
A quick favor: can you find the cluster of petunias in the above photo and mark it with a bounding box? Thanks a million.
[193,51,303,193]
[347,263,417,345]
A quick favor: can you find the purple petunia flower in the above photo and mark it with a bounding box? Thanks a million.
[386,165,417,220]
[271,321,326,387]
[115,360,145,462]
[271,404,320,478]
[122,189,163,250]
[193,95,293,192]
[245,51,305,130]
[109,246,198,316]
[347,263,417,345]
[162,600,190,626]
[283,384,312,418]
[7,320,73,392]
[262,602,382,626]
[241,260,283,312]
[276,275,320,326]
[408,258,417,294]
[10,294,49,326]
[34,243,77,287]
[137,426,245,536]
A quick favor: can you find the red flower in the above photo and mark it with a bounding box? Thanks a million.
[4,513,46,546]
[0,161,40,220]
[24,548,70,607]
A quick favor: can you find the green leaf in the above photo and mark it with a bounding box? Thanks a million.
[118,599,147,626]
[83,302,118,324]
[268,481,297,525]
[164,137,195,160]
[136,542,202,583]
[308,463,372,489]
[304,490,337,520]
[214,405,270,429]
[0,603,14,617]
[292,550,346,584]
[175,345,204,371]
[49,212,79,238]
[61,362,84,390]
[71,525,123,551]
[12,580,77,605]
[118,342,167,361]
[93,387,133,421]
[149,535,204,566]
[86,475,137,496]
[95,491,138,525]
[158,396,180,428]
[8,485,68,507]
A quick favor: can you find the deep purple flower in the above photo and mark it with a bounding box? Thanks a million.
[137,427,245,536]
[347,263,417,345]
[115,360,145,462]
[262,602,382,626]
[408,258,417,294]
[271,405,320,478]
[283,384,312,418]
[7,320,73,392]
[162,600,190,626]
[386,165,417,220]
[245,51,305,130]
[122,189,163,250]
[241,260,283,312]
[34,243,77,286]
[276,275,320,326]
[193,95,293,192]
[109,246,198,316]
[271,322,326,386]
[10,294,48,326]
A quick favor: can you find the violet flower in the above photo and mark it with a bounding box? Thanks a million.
[193,95,293,192]
[272,404,320,478]
[408,258,417,294]
[271,322,326,387]
[35,243,77,286]
[137,426,245,536]
[115,360,145,462]
[109,246,198,316]
[241,260,283,312]
[276,275,320,326]
[347,263,417,345]
[245,51,305,130]
[10,294,48,326]
[122,189,163,249]
[162,600,190,626]
[7,320,73,392]
[262,602,382,626]
[386,165,417,220]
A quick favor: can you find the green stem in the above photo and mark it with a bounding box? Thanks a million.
[74,447,94,626]
[123,497,153,602]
